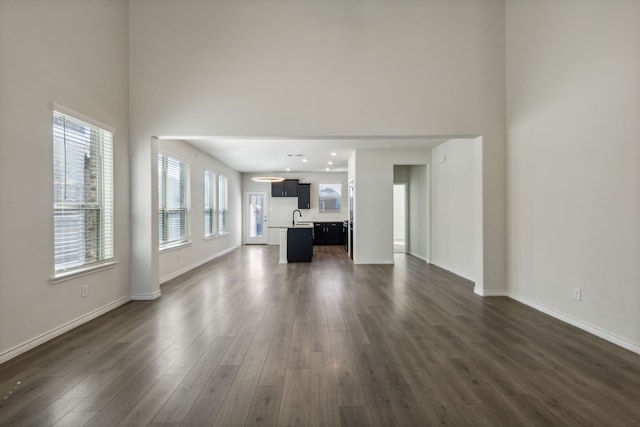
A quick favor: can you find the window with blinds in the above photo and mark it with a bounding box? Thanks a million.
[204,170,216,237]
[53,110,114,276]
[158,153,190,248]
[218,174,228,233]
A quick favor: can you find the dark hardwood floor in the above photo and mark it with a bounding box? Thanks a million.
[1,245,639,426]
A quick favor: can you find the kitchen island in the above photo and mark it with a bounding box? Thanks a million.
[286,224,313,262]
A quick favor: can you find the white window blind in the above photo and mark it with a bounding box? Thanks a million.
[204,170,216,237]
[218,174,228,233]
[158,153,190,248]
[53,110,114,275]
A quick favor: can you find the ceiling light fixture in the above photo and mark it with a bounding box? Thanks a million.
[331,152,337,156]
[252,176,285,183]
[302,158,308,162]
[328,161,333,165]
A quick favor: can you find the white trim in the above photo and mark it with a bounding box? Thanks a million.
[159,245,239,284]
[475,287,508,297]
[429,261,475,282]
[510,294,640,355]
[407,253,428,263]
[52,103,116,134]
[51,261,118,284]
[130,290,162,301]
[0,295,130,364]
[354,259,394,265]
[159,240,192,253]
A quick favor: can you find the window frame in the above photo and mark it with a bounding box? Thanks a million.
[51,107,116,281]
[318,183,342,213]
[218,174,229,234]
[158,152,191,251]
[204,169,217,238]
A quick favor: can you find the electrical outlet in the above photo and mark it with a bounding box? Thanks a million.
[573,287,581,301]
[81,284,89,298]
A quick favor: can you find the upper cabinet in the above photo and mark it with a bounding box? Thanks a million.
[272,179,299,197]
[297,183,310,209]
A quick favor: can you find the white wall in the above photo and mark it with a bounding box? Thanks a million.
[157,140,241,283]
[409,165,429,261]
[129,0,507,296]
[431,139,479,282]
[506,0,640,351]
[354,149,431,264]
[0,0,130,361]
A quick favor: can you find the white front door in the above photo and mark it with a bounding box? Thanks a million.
[245,191,268,244]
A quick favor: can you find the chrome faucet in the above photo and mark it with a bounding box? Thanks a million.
[292,209,302,226]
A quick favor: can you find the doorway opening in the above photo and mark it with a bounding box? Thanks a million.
[393,183,407,253]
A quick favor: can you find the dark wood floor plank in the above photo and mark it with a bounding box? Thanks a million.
[22,396,85,427]
[1,246,639,426]
[328,331,367,407]
[82,342,189,427]
[286,320,310,369]
[324,295,346,332]
[245,385,283,427]
[276,368,310,427]
[338,406,374,427]
[259,321,295,387]
[179,364,238,427]
[309,352,340,427]
[115,374,184,426]
[219,311,265,365]
[309,305,331,353]
[152,336,233,424]
[338,304,371,346]
[52,410,98,427]
[212,338,271,426]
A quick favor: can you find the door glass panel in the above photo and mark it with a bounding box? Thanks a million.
[248,194,264,238]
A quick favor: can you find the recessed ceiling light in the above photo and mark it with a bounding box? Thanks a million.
[328,161,333,165]
[325,168,330,171]
[330,152,337,156]
[302,158,308,162]
[286,168,291,171]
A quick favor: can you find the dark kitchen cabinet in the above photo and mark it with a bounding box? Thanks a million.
[313,222,345,245]
[297,183,311,209]
[287,227,313,262]
[272,179,299,197]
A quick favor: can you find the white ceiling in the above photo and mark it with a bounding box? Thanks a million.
[181,136,449,174]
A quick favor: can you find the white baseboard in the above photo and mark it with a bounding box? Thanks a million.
[354,259,394,265]
[130,290,161,301]
[406,252,429,263]
[510,294,640,355]
[0,295,130,365]
[430,261,475,282]
[159,245,238,284]
[475,287,508,297]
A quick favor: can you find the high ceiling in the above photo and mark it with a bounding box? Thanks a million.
[181,136,449,173]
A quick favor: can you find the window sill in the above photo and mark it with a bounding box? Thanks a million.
[159,241,192,253]
[51,261,118,284]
